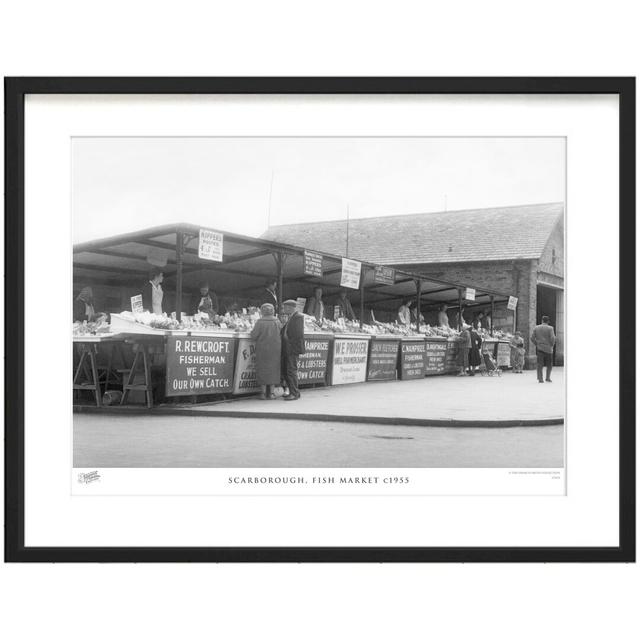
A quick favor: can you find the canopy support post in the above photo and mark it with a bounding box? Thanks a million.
[490,295,495,336]
[458,288,463,330]
[276,251,284,314]
[359,269,365,328]
[176,230,184,321]
[415,279,422,332]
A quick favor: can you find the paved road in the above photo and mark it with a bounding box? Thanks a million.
[74,414,564,468]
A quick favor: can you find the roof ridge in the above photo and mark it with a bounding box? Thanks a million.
[267,202,564,228]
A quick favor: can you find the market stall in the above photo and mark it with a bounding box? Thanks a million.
[73,223,514,407]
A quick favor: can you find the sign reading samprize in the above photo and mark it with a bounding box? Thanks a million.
[166,335,236,396]
[297,337,330,385]
[331,337,369,385]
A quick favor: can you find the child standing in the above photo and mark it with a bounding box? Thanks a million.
[510,331,525,373]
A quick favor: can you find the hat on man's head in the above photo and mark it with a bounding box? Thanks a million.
[283,299,297,308]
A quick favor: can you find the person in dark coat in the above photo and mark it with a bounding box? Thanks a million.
[142,268,164,315]
[334,288,356,321]
[531,315,556,383]
[191,281,219,318]
[281,299,306,400]
[257,278,278,310]
[457,324,471,376]
[468,326,483,375]
[249,303,282,399]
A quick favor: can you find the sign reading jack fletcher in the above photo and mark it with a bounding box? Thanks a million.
[166,335,236,395]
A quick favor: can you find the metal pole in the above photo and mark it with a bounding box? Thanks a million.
[490,295,495,336]
[458,288,462,330]
[416,279,422,332]
[359,267,365,328]
[176,230,184,321]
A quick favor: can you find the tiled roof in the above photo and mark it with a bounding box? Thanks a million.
[263,202,564,265]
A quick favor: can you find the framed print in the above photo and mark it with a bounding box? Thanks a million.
[4,77,635,562]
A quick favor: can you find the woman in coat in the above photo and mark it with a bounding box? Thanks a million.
[249,303,282,399]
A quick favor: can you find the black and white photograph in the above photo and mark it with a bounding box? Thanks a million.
[71,136,566,482]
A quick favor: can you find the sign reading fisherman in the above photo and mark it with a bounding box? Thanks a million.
[198,228,224,262]
[340,258,362,289]
[166,335,236,396]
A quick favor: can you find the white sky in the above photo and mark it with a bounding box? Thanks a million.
[72,137,565,243]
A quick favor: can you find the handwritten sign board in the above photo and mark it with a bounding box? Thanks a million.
[373,265,395,286]
[295,297,307,314]
[424,338,448,376]
[303,251,323,277]
[165,335,236,396]
[297,336,330,386]
[464,287,476,301]
[507,296,519,311]
[367,338,400,381]
[496,341,512,368]
[398,339,426,380]
[445,339,459,373]
[198,229,224,262]
[130,294,143,313]
[330,337,369,385]
[340,258,362,290]
[232,338,259,395]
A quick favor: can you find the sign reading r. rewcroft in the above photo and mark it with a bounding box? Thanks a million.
[340,258,362,289]
[198,229,224,262]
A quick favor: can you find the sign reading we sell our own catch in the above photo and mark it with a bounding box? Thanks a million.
[165,335,236,396]
[340,258,362,289]
[198,229,224,262]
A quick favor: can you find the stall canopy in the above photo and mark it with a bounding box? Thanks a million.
[73,223,511,322]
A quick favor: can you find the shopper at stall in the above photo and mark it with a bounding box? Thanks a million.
[73,286,103,322]
[281,299,306,401]
[397,299,413,326]
[142,268,164,315]
[192,281,219,318]
[468,325,483,375]
[437,304,450,328]
[510,331,525,373]
[250,303,282,400]
[411,306,425,323]
[531,316,556,383]
[457,323,471,376]
[335,288,356,321]
[257,278,278,310]
[305,287,325,322]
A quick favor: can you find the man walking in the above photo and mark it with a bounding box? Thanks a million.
[531,315,556,383]
[281,299,306,401]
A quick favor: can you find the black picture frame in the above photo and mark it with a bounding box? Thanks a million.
[4,77,635,563]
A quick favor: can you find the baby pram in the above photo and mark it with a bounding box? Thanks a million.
[479,350,502,376]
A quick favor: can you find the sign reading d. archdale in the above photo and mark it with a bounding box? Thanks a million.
[303,250,323,278]
[166,335,236,396]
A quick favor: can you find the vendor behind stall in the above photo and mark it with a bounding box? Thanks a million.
[335,288,356,321]
[257,278,278,310]
[305,286,325,322]
[73,286,104,322]
[142,268,164,315]
[397,299,413,326]
[437,304,450,328]
[192,281,219,318]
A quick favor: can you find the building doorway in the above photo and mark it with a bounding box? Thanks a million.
[536,284,564,366]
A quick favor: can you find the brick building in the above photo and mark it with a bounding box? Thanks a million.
[264,202,564,367]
